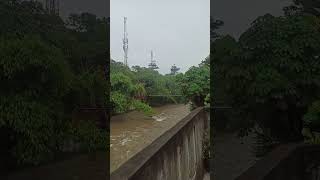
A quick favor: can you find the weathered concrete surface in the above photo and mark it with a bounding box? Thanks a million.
[110,107,208,180]
[110,104,190,172]
[212,133,257,180]
[235,143,320,180]
[203,173,210,180]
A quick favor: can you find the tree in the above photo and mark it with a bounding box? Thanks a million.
[0,0,108,168]
[134,67,166,95]
[110,72,134,113]
[293,0,320,16]
[110,61,154,115]
[212,13,320,141]
[177,63,210,108]
[210,35,239,130]
[211,17,224,42]
[66,13,108,73]
[0,35,72,165]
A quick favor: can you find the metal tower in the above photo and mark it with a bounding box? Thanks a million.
[170,64,180,75]
[45,0,59,15]
[148,50,159,70]
[123,17,129,66]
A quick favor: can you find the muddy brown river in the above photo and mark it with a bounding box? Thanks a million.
[110,104,190,172]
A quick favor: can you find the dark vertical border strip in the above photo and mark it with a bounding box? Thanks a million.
[209,1,214,179]
[106,0,110,179]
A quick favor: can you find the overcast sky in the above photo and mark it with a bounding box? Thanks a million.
[211,0,292,39]
[42,0,293,74]
[111,0,210,74]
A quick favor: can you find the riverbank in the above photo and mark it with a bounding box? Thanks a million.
[110,104,190,172]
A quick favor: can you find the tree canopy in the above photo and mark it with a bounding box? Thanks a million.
[0,0,108,169]
[110,60,185,114]
[211,13,320,141]
[177,62,210,108]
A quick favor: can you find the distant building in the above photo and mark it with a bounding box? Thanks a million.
[170,64,180,75]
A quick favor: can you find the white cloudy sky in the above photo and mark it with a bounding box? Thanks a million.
[111,0,210,74]
[41,0,293,74]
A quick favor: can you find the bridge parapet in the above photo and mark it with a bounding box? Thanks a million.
[235,143,320,180]
[110,107,209,180]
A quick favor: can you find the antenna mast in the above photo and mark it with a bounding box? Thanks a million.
[45,0,59,15]
[123,17,129,66]
[148,50,159,70]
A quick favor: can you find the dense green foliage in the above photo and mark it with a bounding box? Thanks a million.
[111,59,210,114]
[303,101,320,129]
[110,60,184,114]
[0,0,108,168]
[0,36,71,164]
[176,61,210,108]
[302,100,320,144]
[212,13,320,141]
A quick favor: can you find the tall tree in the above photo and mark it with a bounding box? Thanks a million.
[294,0,320,16]
[210,16,224,42]
[212,14,320,141]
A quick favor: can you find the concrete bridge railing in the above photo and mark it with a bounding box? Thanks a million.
[110,107,209,180]
[235,143,320,180]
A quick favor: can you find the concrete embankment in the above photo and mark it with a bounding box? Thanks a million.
[111,107,209,180]
[110,104,190,172]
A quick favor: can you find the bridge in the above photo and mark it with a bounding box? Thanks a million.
[110,107,209,180]
[235,143,320,180]
[4,107,209,180]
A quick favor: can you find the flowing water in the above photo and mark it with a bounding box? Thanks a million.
[110,104,190,173]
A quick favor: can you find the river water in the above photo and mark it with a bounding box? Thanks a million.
[110,104,190,172]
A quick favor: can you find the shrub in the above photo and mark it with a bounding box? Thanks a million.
[131,100,155,116]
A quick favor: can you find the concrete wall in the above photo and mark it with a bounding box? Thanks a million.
[110,107,208,180]
[235,143,320,180]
